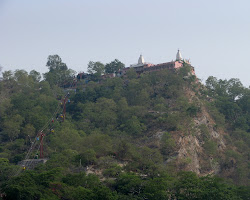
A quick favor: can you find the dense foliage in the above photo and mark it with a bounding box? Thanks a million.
[0,56,249,199]
[204,76,250,184]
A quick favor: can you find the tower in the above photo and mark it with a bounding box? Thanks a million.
[138,55,145,65]
[176,49,183,61]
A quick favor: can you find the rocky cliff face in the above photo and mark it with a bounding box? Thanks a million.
[176,107,225,175]
[151,86,231,177]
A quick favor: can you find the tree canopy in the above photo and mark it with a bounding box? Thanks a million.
[0,59,249,199]
[105,59,125,74]
[43,54,75,87]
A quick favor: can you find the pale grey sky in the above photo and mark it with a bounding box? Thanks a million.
[0,0,250,86]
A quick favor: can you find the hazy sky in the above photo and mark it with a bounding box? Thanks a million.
[0,0,250,86]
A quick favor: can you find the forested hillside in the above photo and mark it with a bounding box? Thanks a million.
[0,55,249,199]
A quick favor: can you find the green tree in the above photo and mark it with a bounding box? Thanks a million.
[143,177,171,200]
[124,116,146,136]
[126,68,137,79]
[174,171,203,200]
[2,70,14,81]
[160,132,176,156]
[2,172,42,200]
[46,55,67,71]
[43,55,75,86]
[0,158,19,182]
[115,173,144,196]
[227,78,244,101]
[75,149,97,166]
[87,61,105,75]
[29,70,41,82]
[3,114,24,141]
[105,59,125,74]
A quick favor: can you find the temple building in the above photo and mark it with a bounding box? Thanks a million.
[176,49,183,61]
[76,50,195,85]
[117,49,193,77]
[138,54,145,65]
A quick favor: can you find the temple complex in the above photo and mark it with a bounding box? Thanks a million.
[75,50,195,87]
[117,49,194,77]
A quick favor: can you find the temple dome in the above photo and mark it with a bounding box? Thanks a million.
[176,49,183,61]
[138,55,145,64]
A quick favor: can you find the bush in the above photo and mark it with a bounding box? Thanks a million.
[75,149,97,167]
[160,132,176,156]
[199,124,210,140]
[203,140,217,156]
[103,165,122,177]
[186,104,200,117]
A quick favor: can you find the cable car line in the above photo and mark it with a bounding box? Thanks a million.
[14,79,75,176]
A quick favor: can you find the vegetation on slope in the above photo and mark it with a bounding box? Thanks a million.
[0,55,249,199]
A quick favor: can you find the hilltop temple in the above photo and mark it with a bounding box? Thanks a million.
[116,49,194,77]
[76,50,194,84]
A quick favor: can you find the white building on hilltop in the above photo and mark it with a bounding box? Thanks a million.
[138,54,145,65]
[176,49,183,61]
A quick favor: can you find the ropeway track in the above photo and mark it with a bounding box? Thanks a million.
[13,79,76,177]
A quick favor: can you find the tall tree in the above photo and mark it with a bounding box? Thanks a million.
[2,70,13,81]
[87,61,105,75]
[29,70,41,82]
[3,114,24,141]
[43,55,75,86]
[105,59,125,74]
[46,55,67,71]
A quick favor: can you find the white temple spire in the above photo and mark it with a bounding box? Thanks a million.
[176,49,183,61]
[138,54,145,64]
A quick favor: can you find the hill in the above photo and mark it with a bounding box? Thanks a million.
[0,57,249,199]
